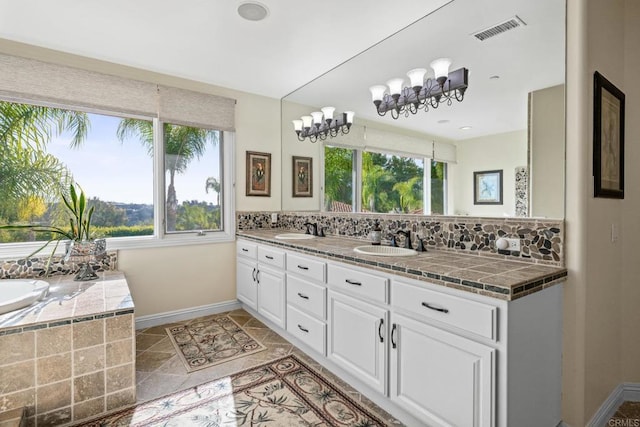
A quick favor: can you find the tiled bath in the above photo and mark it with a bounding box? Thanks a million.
[0,272,135,426]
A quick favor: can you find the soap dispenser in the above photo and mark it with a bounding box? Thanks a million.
[370,220,382,245]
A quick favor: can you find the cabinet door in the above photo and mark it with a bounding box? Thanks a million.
[327,290,387,394]
[257,264,286,329]
[237,257,257,310]
[390,313,495,427]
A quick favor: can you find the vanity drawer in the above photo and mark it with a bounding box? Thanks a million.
[258,246,285,269]
[237,240,257,259]
[287,253,326,283]
[392,280,498,341]
[286,274,326,320]
[327,264,388,304]
[287,304,326,355]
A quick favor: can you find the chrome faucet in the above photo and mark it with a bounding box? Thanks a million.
[304,222,324,237]
[396,230,412,249]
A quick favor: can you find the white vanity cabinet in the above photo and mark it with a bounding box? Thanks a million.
[236,238,563,427]
[326,263,390,394]
[236,241,286,328]
[389,280,497,426]
[285,252,327,355]
[328,290,388,394]
[236,241,259,310]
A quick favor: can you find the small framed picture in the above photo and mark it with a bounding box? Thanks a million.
[593,71,625,199]
[292,156,313,197]
[474,170,503,205]
[246,151,271,197]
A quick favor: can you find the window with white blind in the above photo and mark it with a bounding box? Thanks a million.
[0,54,235,255]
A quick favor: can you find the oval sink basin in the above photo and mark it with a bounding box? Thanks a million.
[353,246,418,257]
[275,233,316,240]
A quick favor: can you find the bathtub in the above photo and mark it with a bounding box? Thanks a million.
[0,279,50,315]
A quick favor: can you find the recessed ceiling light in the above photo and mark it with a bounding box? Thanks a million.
[238,2,269,21]
[437,119,450,124]
[459,126,472,130]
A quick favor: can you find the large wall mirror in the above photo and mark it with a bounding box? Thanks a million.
[281,0,565,219]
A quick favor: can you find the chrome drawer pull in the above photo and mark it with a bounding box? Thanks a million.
[297,265,309,270]
[298,324,309,333]
[297,293,309,300]
[265,255,274,260]
[345,279,362,286]
[421,302,449,314]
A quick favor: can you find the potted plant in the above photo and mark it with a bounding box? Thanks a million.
[0,182,106,280]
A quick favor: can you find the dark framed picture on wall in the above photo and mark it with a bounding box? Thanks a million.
[474,170,503,205]
[292,156,313,197]
[593,71,625,199]
[246,151,271,197]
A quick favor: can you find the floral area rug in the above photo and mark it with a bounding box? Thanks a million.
[165,315,266,372]
[76,355,392,426]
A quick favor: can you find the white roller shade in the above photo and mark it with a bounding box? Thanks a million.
[158,85,235,131]
[433,140,457,163]
[0,54,236,131]
[0,54,157,116]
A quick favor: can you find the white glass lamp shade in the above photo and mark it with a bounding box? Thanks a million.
[292,119,303,131]
[345,111,355,124]
[386,78,405,96]
[321,106,335,120]
[301,115,313,129]
[430,58,452,80]
[310,111,324,125]
[407,68,427,88]
[369,85,387,102]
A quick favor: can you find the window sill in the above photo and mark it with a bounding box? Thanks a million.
[0,231,235,259]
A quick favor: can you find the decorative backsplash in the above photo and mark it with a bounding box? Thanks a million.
[237,211,564,265]
[0,251,117,279]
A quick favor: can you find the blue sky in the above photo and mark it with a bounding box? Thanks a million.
[48,113,221,205]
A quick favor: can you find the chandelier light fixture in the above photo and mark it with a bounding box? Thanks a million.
[369,58,469,119]
[292,107,354,143]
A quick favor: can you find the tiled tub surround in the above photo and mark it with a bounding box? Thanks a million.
[237,228,567,301]
[0,272,135,426]
[237,211,564,265]
[0,252,117,280]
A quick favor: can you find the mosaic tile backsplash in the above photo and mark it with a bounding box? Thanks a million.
[237,211,564,265]
[0,251,117,279]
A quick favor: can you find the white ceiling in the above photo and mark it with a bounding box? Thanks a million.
[0,0,451,99]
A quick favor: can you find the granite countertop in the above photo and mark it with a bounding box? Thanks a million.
[0,271,133,331]
[237,229,567,301]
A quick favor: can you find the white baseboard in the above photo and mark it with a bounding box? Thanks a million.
[134,300,241,330]
[587,382,640,427]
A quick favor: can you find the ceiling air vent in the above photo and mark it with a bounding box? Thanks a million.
[471,15,526,41]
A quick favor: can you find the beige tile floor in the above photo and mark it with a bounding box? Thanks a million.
[135,308,400,425]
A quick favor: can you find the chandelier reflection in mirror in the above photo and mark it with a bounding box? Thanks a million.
[369,58,469,119]
[292,107,354,143]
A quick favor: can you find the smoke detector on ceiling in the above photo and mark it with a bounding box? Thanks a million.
[471,15,526,41]
[238,2,270,21]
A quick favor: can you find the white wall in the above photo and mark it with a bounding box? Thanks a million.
[621,0,640,391]
[0,39,282,318]
[452,130,527,217]
[563,0,640,424]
